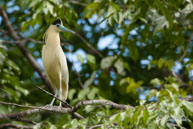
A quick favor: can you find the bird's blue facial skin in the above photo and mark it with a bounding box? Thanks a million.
[56,24,74,34]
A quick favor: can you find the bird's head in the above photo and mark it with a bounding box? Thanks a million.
[52,18,74,33]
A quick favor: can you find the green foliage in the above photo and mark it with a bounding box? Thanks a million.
[0,0,193,128]
[54,87,193,129]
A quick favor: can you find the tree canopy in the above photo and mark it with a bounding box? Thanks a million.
[0,0,193,128]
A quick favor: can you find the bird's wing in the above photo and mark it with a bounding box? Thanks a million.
[57,48,69,100]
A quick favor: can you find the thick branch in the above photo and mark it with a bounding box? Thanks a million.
[0,103,72,120]
[72,100,132,112]
[0,123,32,129]
[0,6,53,92]
[0,99,131,120]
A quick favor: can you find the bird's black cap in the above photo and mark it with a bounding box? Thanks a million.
[52,18,62,25]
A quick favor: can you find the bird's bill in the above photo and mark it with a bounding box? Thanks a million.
[57,24,74,34]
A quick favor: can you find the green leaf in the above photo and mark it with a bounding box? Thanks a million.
[46,2,54,15]
[33,123,42,129]
[87,87,98,99]
[21,20,31,33]
[15,86,29,96]
[128,42,139,62]
[101,56,116,69]
[110,112,121,122]
[182,101,193,113]
[150,78,161,86]
[78,87,90,100]
[114,59,125,76]
[86,54,96,64]
[86,54,96,69]
[68,89,76,100]
[5,87,20,101]
[171,114,182,126]
[106,3,119,17]
[0,105,9,113]
[77,54,84,64]
[143,109,149,124]
[84,71,96,87]
[0,49,6,68]
[83,2,100,18]
[160,115,169,127]
[84,105,95,113]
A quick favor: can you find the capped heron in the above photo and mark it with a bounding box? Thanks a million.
[42,18,72,107]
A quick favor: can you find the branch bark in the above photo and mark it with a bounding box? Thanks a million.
[0,6,53,93]
[0,123,33,129]
[72,100,132,112]
[178,33,193,62]
[0,99,132,121]
[0,103,72,120]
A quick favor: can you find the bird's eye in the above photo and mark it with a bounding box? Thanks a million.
[56,24,59,27]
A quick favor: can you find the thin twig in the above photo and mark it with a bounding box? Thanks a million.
[66,29,103,58]
[172,33,193,87]
[36,86,71,108]
[76,72,84,88]
[0,39,21,44]
[171,71,189,87]
[178,33,193,62]
[74,32,103,58]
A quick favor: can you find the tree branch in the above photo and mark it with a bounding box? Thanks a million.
[0,6,53,93]
[13,118,36,125]
[0,103,72,120]
[72,100,132,112]
[171,70,189,87]
[73,31,103,58]
[0,99,131,121]
[178,33,193,62]
[0,123,33,129]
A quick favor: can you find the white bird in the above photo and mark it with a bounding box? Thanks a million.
[42,18,72,107]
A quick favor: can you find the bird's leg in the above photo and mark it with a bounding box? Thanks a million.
[59,73,62,107]
[50,89,58,106]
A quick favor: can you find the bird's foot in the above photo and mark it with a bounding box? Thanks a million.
[44,104,52,108]
[49,97,56,106]
[57,102,62,110]
[59,101,62,107]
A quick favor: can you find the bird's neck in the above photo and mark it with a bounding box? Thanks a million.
[45,26,61,47]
